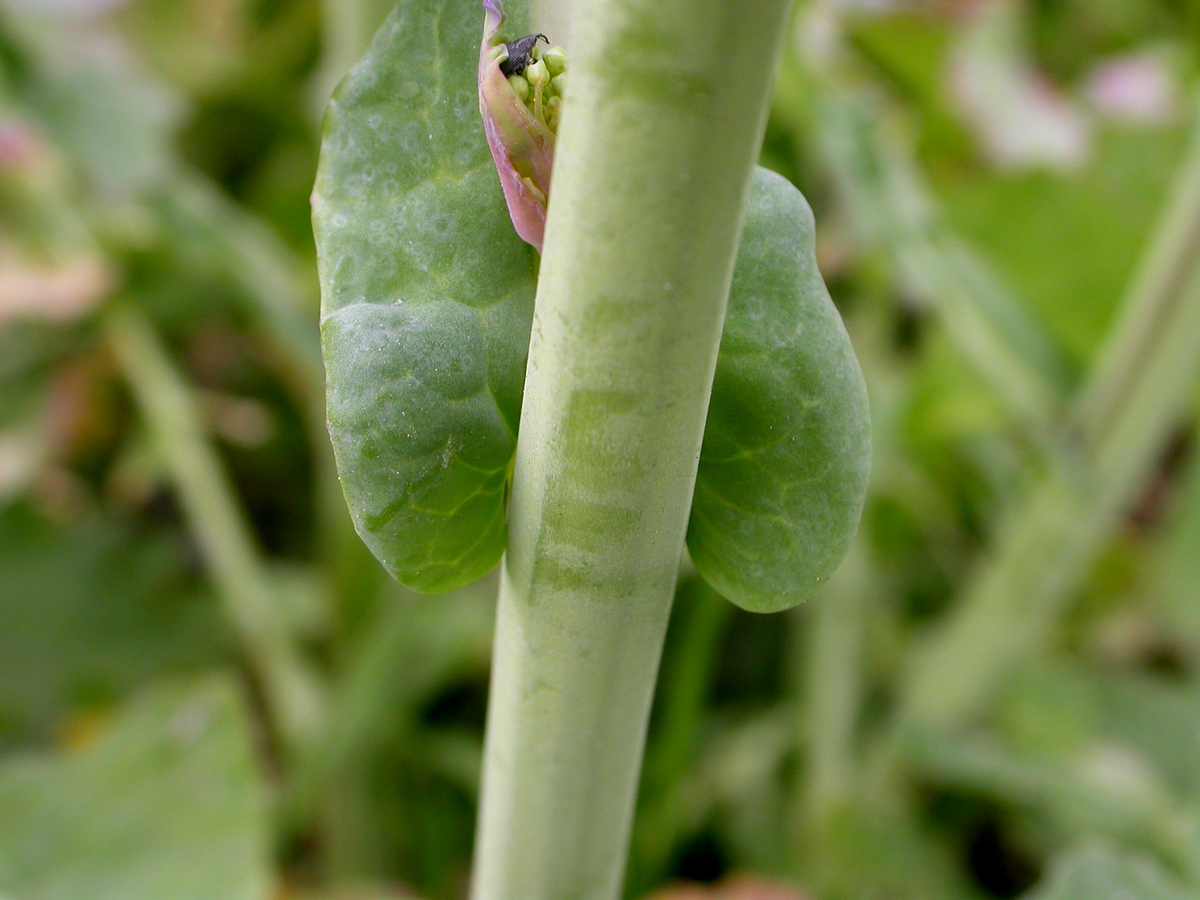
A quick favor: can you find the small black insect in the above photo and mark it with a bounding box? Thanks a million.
[500,33,548,77]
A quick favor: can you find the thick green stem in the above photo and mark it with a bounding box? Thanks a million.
[469,1,794,897]
[105,305,322,754]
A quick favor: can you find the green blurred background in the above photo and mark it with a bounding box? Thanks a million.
[2,0,1200,898]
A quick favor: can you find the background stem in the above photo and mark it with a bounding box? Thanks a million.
[469,0,794,896]
[105,305,322,754]
[1072,92,1200,448]
[798,538,871,833]
[895,99,1200,735]
[629,578,734,888]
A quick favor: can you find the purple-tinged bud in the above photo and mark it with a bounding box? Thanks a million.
[479,0,560,251]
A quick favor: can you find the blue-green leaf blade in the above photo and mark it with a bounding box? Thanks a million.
[688,167,871,613]
[314,0,536,592]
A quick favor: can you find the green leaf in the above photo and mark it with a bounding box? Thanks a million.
[937,126,1187,365]
[0,504,227,747]
[1022,844,1191,900]
[0,677,272,900]
[314,0,537,592]
[4,12,183,194]
[687,168,871,612]
[316,6,868,607]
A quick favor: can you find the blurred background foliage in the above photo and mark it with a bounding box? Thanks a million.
[1,0,1200,898]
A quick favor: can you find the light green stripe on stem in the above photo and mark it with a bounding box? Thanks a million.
[470,1,794,898]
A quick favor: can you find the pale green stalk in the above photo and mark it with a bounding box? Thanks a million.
[532,0,574,50]
[161,174,375,612]
[899,278,1200,732]
[283,585,494,828]
[799,538,871,831]
[629,580,734,887]
[106,305,322,753]
[469,1,794,897]
[897,104,1200,734]
[1072,92,1200,448]
[909,733,1200,884]
[164,175,323,392]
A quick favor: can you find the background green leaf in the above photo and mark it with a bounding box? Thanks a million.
[0,677,271,900]
[0,504,227,749]
[1022,844,1192,900]
[5,0,1200,895]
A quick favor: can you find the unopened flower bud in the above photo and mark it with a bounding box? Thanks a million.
[508,73,530,100]
[543,46,567,77]
[524,59,549,88]
[479,0,564,251]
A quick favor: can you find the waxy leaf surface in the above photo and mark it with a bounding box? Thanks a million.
[316,2,868,609]
[688,168,871,612]
[314,0,536,592]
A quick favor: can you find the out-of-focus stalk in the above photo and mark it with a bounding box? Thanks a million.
[314,0,395,108]
[106,305,322,755]
[1072,93,1200,447]
[897,99,1200,735]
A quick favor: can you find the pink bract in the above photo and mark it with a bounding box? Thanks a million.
[479,0,554,251]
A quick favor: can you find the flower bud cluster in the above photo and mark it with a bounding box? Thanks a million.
[505,43,567,133]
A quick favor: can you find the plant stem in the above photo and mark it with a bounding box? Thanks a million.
[469,0,794,896]
[798,538,871,833]
[532,0,574,50]
[1072,93,1200,448]
[643,579,733,797]
[105,304,322,754]
[811,85,1071,442]
[161,174,378,615]
[896,103,1200,735]
[907,732,1200,884]
[283,584,494,828]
